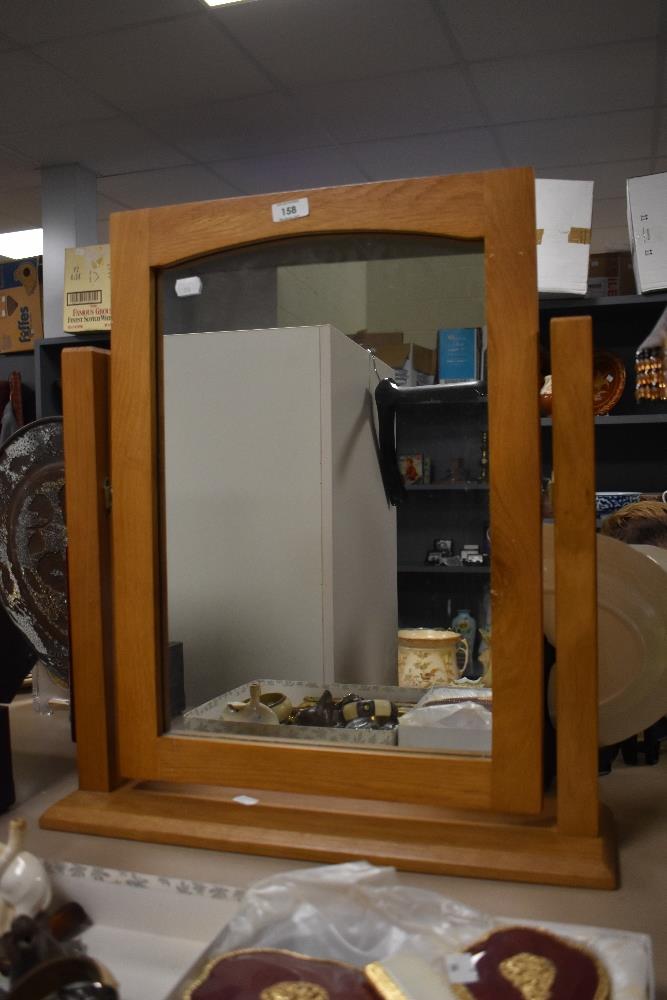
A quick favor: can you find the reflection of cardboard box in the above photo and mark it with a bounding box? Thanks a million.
[63,244,111,332]
[0,258,43,354]
[627,172,667,293]
[587,252,636,297]
[375,343,436,386]
[536,178,593,295]
[350,330,404,349]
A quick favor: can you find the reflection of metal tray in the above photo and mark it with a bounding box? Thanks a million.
[179,680,426,746]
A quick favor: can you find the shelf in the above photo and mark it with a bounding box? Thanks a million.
[541,413,667,426]
[539,292,667,311]
[405,482,489,491]
[398,564,491,574]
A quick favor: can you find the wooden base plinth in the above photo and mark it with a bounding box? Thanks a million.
[40,781,618,889]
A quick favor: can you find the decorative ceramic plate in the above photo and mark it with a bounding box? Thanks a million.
[0,418,69,686]
[592,351,626,415]
[543,524,667,745]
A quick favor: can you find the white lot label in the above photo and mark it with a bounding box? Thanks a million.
[446,954,479,984]
[272,197,309,223]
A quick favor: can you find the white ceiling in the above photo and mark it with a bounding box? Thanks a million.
[0,0,664,251]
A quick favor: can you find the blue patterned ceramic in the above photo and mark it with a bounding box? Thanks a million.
[595,492,641,516]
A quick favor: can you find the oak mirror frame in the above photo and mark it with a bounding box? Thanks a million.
[109,168,544,818]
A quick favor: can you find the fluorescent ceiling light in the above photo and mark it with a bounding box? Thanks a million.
[201,0,255,6]
[0,228,43,259]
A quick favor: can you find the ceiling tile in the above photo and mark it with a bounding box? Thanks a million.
[499,110,653,167]
[137,93,331,162]
[97,166,240,209]
[0,149,40,189]
[652,157,667,174]
[295,67,484,143]
[472,42,657,124]
[344,129,503,181]
[35,17,271,112]
[216,0,454,86]
[96,193,131,219]
[442,0,660,60]
[97,219,110,244]
[0,0,198,45]
[0,188,42,226]
[535,159,651,200]
[0,52,115,134]
[1,117,191,175]
[210,147,368,195]
[0,31,18,51]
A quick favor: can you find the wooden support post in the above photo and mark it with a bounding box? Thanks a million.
[550,316,599,837]
[61,347,119,791]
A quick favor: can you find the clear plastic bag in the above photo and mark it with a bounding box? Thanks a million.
[171,862,653,999]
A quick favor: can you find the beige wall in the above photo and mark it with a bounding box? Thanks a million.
[366,253,485,350]
[277,261,367,335]
[275,253,485,350]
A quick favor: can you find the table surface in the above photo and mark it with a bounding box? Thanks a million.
[2,696,666,999]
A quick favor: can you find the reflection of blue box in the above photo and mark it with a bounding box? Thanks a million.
[437,327,479,383]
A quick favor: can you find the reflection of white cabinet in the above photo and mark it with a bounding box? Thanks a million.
[163,324,397,706]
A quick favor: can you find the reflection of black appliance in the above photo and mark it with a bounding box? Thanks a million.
[374,378,486,506]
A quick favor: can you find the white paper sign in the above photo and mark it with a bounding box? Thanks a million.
[271,197,309,223]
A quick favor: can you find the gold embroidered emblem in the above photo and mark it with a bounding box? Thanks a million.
[499,953,556,1000]
[260,982,330,1000]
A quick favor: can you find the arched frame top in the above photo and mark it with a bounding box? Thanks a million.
[109,167,543,817]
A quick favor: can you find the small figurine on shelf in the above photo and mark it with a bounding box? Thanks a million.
[478,429,489,481]
[446,457,467,483]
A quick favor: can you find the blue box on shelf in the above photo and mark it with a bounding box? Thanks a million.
[437,327,480,383]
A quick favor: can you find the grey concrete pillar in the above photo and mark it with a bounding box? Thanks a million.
[41,164,97,340]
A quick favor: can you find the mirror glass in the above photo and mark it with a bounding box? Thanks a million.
[157,233,491,755]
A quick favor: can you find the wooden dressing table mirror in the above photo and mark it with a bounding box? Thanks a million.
[41,166,617,888]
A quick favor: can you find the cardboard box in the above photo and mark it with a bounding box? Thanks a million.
[63,243,111,332]
[350,330,404,348]
[0,258,43,353]
[375,342,436,386]
[437,327,481,383]
[536,178,594,294]
[587,251,636,297]
[627,172,667,293]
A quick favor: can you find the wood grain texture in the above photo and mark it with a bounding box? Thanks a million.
[550,316,599,836]
[484,168,543,815]
[109,167,544,818]
[40,784,617,889]
[61,348,119,791]
[144,174,485,268]
[110,209,161,778]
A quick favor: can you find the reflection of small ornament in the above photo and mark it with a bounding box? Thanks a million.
[446,457,466,483]
[478,430,489,481]
[539,375,553,416]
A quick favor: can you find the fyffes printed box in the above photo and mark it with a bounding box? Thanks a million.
[0,258,43,353]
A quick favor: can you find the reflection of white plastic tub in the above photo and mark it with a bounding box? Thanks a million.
[398,686,492,755]
[179,679,426,747]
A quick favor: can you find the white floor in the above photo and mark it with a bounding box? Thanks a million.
[2,695,666,998]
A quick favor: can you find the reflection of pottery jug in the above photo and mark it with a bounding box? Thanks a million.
[397,629,469,688]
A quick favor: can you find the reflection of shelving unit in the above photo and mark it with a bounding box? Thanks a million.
[395,395,490,634]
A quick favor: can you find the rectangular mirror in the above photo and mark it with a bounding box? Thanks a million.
[107,168,543,818]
